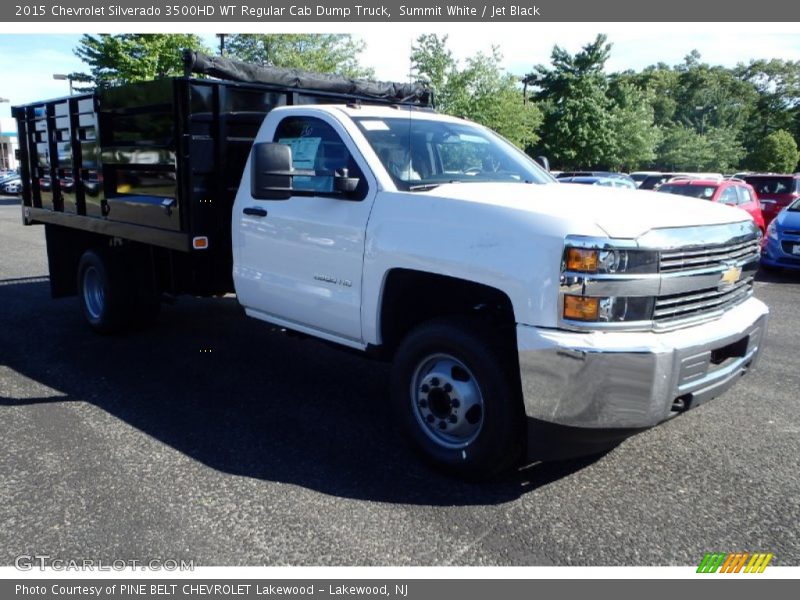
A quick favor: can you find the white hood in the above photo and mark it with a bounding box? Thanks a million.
[422,181,751,239]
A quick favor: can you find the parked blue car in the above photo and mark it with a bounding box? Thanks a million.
[761,198,800,271]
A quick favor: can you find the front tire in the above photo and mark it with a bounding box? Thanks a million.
[390,317,525,480]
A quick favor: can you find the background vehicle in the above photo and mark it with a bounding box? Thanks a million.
[630,171,661,187]
[639,173,685,190]
[656,178,765,233]
[558,175,636,189]
[639,173,723,190]
[739,174,800,228]
[555,171,635,186]
[12,51,768,479]
[2,177,22,195]
[761,198,800,271]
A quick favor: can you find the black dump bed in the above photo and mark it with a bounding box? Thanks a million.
[13,55,430,294]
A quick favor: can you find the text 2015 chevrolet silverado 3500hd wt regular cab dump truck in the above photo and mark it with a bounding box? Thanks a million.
[14,52,768,478]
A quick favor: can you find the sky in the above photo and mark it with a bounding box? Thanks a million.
[2,25,800,121]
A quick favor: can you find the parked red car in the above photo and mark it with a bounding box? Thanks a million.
[656,178,766,233]
[740,174,800,228]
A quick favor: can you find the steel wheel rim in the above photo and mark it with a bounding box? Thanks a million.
[410,353,485,449]
[83,266,105,321]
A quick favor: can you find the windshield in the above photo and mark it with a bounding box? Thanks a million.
[788,198,800,212]
[353,116,553,190]
[658,183,718,199]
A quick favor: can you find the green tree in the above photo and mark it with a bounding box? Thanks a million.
[657,126,713,171]
[750,129,800,172]
[411,34,541,149]
[226,34,372,77]
[616,65,680,128]
[525,35,618,168]
[671,52,757,136]
[607,81,661,170]
[736,59,800,138]
[705,127,746,172]
[73,34,209,88]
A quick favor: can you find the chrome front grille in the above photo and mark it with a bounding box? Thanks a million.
[654,278,754,325]
[659,238,760,273]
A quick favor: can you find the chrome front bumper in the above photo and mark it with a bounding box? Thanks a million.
[517,297,768,429]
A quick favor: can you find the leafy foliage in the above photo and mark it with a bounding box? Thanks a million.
[749,130,800,172]
[526,35,624,168]
[411,34,541,149]
[73,34,209,88]
[225,34,372,78]
[71,33,800,173]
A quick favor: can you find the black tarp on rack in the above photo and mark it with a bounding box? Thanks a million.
[183,50,433,106]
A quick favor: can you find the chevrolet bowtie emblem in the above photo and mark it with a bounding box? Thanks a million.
[720,265,742,286]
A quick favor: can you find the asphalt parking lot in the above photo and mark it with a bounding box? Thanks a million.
[1,196,798,566]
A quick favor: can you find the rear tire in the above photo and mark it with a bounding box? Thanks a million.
[390,317,525,480]
[77,248,160,333]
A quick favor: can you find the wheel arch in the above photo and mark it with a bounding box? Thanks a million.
[376,268,518,358]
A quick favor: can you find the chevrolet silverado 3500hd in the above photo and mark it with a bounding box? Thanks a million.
[14,52,768,478]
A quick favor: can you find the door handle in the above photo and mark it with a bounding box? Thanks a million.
[243,207,268,217]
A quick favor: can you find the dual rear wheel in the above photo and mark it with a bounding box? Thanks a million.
[77,249,160,333]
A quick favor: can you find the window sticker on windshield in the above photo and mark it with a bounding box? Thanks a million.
[278,137,321,170]
[360,120,390,131]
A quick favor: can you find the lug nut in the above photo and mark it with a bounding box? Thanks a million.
[426,414,435,423]
[443,383,452,393]
[419,399,428,408]
[451,398,460,408]
[438,421,447,430]
[431,377,440,386]
[448,415,457,423]
[421,384,429,393]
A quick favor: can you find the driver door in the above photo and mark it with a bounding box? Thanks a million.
[235,114,373,345]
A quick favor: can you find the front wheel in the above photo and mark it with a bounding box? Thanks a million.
[390,317,525,480]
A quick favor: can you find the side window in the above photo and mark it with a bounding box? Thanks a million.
[719,186,738,205]
[736,186,752,206]
[273,116,366,199]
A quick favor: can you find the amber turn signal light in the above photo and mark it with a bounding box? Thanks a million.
[566,248,598,272]
[563,295,599,321]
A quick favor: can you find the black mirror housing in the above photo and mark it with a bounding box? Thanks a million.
[333,169,360,195]
[251,143,292,200]
[535,155,551,172]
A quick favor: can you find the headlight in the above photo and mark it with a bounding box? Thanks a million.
[766,220,778,241]
[561,240,658,328]
[563,247,658,274]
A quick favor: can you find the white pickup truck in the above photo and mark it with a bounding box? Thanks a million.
[15,56,768,478]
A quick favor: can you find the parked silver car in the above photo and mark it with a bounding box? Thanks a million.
[2,178,22,194]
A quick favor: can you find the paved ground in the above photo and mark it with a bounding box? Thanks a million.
[1,197,798,566]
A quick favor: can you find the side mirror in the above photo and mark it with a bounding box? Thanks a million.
[251,142,293,200]
[333,169,360,197]
[535,155,551,171]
